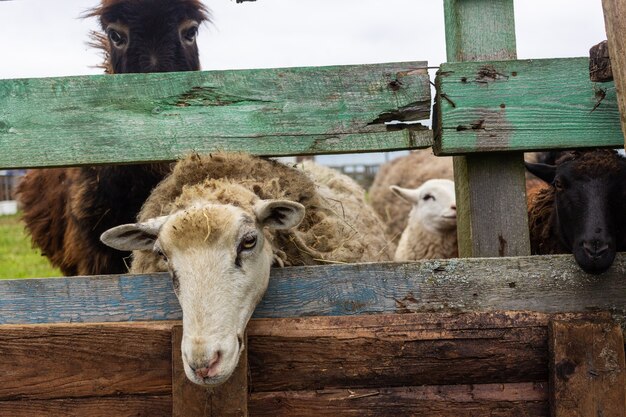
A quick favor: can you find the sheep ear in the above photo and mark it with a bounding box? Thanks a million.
[254,200,305,230]
[100,216,168,251]
[525,162,556,184]
[390,185,420,204]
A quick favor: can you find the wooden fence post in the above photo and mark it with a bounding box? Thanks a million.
[601,0,626,150]
[442,0,530,257]
[172,326,249,417]
[549,319,626,417]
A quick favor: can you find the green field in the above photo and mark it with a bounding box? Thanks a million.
[0,214,61,279]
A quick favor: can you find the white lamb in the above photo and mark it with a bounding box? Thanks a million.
[391,179,458,261]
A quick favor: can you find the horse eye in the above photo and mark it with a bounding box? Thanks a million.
[183,26,198,43]
[107,29,127,48]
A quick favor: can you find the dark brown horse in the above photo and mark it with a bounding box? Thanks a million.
[16,0,210,276]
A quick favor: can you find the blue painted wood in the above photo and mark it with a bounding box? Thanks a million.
[1,255,626,325]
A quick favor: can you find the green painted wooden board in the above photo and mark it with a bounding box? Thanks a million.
[0,62,431,169]
[435,57,625,155]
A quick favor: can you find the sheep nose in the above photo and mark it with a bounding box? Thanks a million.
[451,205,457,211]
[190,351,222,379]
[582,240,609,258]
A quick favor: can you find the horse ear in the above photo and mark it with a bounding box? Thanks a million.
[100,216,168,251]
[254,200,305,230]
[525,162,556,184]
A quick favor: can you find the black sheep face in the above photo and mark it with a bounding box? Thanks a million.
[527,150,626,275]
[93,0,210,74]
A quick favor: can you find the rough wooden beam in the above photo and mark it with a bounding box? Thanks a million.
[549,319,626,417]
[0,322,173,400]
[436,58,623,154]
[0,396,171,417]
[590,40,613,82]
[172,326,248,417]
[2,255,626,325]
[0,62,431,169]
[249,383,548,417]
[602,0,626,150]
[443,0,529,258]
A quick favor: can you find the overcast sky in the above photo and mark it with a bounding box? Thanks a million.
[0,0,609,164]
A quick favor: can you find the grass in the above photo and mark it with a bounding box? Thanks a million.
[0,213,61,279]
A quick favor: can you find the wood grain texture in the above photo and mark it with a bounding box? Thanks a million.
[172,326,248,417]
[0,322,173,400]
[435,58,623,155]
[590,40,613,82]
[247,312,606,392]
[442,0,530,258]
[0,62,431,169]
[0,395,171,417]
[549,320,626,417]
[453,152,530,257]
[443,0,517,63]
[249,383,548,417]
[2,254,626,325]
[602,0,626,149]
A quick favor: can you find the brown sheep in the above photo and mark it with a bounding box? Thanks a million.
[16,0,210,276]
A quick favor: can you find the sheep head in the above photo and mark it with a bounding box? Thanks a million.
[100,188,305,386]
[526,150,626,275]
[390,179,457,234]
[86,0,210,73]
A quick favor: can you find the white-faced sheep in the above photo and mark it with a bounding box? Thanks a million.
[16,0,210,276]
[369,150,454,242]
[391,179,458,261]
[100,153,393,386]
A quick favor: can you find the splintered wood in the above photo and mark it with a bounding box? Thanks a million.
[549,320,626,417]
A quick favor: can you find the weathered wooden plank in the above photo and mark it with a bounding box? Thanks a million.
[0,395,171,417]
[0,322,173,400]
[0,62,431,169]
[590,40,613,83]
[602,0,626,149]
[249,383,548,417]
[442,0,529,258]
[172,326,248,417]
[549,320,626,417]
[1,255,626,325]
[247,312,607,392]
[435,58,624,155]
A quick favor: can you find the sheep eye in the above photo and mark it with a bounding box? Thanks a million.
[553,179,564,191]
[155,248,168,262]
[239,235,257,252]
[423,194,435,201]
[107,28,127,48]
[182,25,198,43]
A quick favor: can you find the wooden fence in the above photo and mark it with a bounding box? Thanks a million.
[0,0,625,416]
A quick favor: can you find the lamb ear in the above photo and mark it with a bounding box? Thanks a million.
[100,216,168,251]
[390,185,420,204]
[254,200,305,230]
[525,162,556,184]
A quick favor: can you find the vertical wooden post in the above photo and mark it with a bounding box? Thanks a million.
[443,0,530,257]
[601,0,626,149]
[172,325,249,417]
[549,319,626,417]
